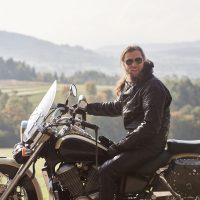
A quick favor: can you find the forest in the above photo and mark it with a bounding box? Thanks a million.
[0,57,118,85]
[0,76,200,147]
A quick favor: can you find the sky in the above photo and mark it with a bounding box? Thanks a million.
[0,0,200,49]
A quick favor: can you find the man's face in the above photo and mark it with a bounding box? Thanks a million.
[123,50,144,78]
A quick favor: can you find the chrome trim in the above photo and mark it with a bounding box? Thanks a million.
[55,134,108,151]
[170,153,200,161]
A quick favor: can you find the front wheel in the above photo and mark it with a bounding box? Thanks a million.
[0,159,42,200]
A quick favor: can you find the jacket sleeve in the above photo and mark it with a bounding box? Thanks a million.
[86,99,122,116]
[117,84,167,151]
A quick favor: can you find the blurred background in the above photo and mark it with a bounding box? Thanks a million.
[0,0,200,146]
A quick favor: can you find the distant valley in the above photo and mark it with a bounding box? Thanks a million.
[0,31,200,78]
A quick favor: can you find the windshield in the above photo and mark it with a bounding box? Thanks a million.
[23,81,57,143]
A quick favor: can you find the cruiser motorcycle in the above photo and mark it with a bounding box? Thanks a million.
[0,80,200,200]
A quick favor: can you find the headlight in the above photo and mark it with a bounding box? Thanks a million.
[20,120,28,142]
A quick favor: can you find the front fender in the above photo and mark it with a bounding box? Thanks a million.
[0,157,43,200]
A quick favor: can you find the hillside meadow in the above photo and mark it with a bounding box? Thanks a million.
[0,80,113,107]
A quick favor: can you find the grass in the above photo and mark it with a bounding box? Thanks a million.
[0,148,49,200]
[0,80,114,108]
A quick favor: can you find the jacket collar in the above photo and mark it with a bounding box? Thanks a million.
[132,60,154,85]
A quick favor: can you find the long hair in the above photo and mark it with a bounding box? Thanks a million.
[115,45,146,96]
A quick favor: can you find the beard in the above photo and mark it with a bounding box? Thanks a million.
[126,70,142,83]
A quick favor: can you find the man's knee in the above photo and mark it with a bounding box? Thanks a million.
[99,157,121,178]
[99,161,113,177]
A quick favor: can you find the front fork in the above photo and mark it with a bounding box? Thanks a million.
[42,166,57,200]
[0,134,49,200]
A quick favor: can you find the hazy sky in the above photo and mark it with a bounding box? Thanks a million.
[0,0,200,49]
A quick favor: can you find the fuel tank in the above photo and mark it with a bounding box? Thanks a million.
[55,134,108,164]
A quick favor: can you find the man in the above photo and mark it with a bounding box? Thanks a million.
[86,45,172,200]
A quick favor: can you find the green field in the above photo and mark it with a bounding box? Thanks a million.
[0,80,114,108]
[0,148,49,200]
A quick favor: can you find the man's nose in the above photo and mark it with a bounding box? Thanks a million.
[130,63,136,67]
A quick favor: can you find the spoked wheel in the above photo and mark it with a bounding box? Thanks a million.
[0,164,39,200]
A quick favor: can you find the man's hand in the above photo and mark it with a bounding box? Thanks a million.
[107,144,119,158]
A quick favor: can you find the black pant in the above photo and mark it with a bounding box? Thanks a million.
[98,148,160,200]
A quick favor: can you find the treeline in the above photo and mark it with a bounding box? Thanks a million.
[0,91,32,147]
[64,71,119,85]
[164,76,200,140]
[0,57,118,85]
[0,57,37,80]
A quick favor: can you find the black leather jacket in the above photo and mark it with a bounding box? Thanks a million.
[86,62,172,153]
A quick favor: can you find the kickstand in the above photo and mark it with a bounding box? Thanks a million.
[159,173,183,200]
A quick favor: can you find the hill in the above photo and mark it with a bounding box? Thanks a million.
[0,31,117,75]
[0,31,200,78]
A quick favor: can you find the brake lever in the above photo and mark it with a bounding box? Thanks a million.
[51,106,68,123]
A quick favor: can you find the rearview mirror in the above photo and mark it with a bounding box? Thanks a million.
[69,84,77,97]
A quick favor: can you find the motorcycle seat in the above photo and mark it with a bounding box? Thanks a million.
[119,150,171,193]
[167,139,200,154]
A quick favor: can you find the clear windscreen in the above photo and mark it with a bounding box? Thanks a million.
[23,81,57,143]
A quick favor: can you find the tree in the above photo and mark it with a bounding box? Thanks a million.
[66,70,119,85]
[84,81,97,95]
[60,85,69,99]
[0,90,33,147]
[0,57,37,81]
[43,72,54,82]
[164,76,200,109]
[0,92,9,110]
[101,89,114,101]
[53,72,58,81]
[59,72,67,83]
[2,95,32,133]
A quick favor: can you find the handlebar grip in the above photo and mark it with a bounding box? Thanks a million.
[75,107,86,115]
[81,121,99,130]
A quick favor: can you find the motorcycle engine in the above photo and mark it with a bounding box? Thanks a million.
[56,163,98,199]
[165,158,200,198]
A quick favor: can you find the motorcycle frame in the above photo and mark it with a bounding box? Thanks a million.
[2,123,200,199]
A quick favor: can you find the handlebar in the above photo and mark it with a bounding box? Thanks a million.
[80,120,99,131]
[50,104,99,131]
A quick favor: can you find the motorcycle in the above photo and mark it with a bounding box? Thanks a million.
[1,80,200,200]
